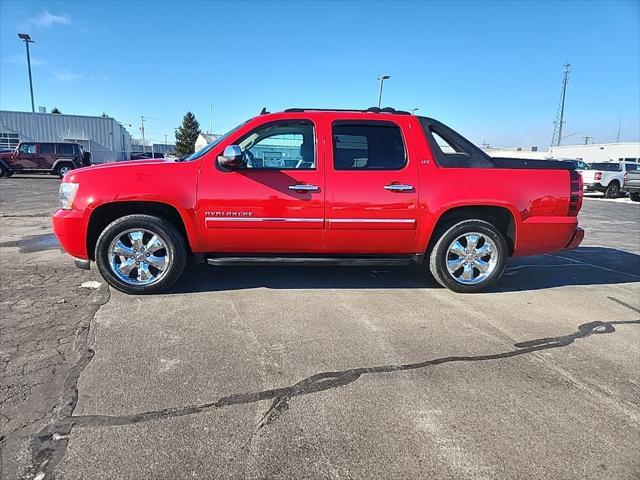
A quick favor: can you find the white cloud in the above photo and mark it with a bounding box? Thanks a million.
[5,54,45,66]
[54,70,85,82]
[27,9,71,29]
[53,70,106,82]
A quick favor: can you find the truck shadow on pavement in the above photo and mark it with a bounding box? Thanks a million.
[27,297,640,479]
[170,247,640,294]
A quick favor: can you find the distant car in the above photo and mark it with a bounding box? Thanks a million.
[581,161,636,198]
[0,142,90,179]
[558,159,590,171]
[131,152,165,160]
[624,164,640,202]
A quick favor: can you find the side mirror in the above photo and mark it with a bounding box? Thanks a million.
[217,145,243,169]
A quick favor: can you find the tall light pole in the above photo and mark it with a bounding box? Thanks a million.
[18,33,35,113]
[377,75,390,108]
[410,108,419,115]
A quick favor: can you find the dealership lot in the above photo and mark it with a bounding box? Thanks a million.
[1,177,639,480]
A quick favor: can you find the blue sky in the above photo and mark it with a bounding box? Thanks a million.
[1,0,638,147]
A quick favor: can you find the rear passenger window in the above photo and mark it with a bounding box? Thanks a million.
[57,143,75,155]
[333,123,405,170]
[39,144,55,154]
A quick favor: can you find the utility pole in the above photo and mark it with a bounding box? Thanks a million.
[551,63,570,147]
[377,75,390,108]
[140,116,146,154]
[164,134,168,147]
[616,117,621,142]
[18,34,35,113]
[582,135,592,145]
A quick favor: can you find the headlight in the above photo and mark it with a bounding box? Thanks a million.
[59,183,79,210]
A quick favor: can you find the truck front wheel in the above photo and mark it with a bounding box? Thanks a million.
[95,214,187,294]
[429,219,508,293]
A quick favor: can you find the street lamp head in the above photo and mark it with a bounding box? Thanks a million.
[378,75,391,80]
[18,33,33,42]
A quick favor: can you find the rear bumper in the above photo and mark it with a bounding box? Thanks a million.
[514,216,581,256]
[563,227,584,250]
[583,182,603,191]
[52,209,88,260]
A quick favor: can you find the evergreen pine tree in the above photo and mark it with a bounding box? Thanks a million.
[175,112,201,157]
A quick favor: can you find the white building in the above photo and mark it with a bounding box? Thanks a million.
[548,142,640,163]
[195,132,220,152]
[0,110,132,163]
[483,146,549,159]
[483,142,640,163]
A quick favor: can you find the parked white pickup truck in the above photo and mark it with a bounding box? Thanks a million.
[582,161,639,198]
[625,166,640,202]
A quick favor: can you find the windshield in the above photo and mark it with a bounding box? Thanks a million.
[591,162,621,172]
[183,121,249,161]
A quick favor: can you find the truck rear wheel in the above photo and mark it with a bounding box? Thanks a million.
[429,219,507,293]
[630,192,640,202]
[0,164,6,178]
[95,214,187,294]
[55,163,74,178]
[604,181,620,199]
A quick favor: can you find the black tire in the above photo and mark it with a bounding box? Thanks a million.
[0,164,6,178]
[630,192,640,202]
[604,181,620,199]
[429,219,508,293]
[55,163,74,178]
[95,214,187,294]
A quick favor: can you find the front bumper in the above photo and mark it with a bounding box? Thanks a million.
[52,209,88,260]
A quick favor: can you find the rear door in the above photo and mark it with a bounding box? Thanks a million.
[324,116,419,253]
[197,115,326,253]
[38,143,56,169]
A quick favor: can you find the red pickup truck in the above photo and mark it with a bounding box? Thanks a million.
[52,108,584,294]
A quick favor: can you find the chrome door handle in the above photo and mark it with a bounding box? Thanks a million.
[289,184,319,192]
[384,184,414,192]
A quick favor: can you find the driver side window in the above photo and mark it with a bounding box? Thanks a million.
[20,143,36,154]
[237,121,315,169]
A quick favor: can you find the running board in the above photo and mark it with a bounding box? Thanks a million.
[206,254,423,267]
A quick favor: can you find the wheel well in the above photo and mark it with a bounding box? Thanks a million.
[608,180,620,186]
[54,160,74,171]
[86,201,190,260]
[428,206,515,256]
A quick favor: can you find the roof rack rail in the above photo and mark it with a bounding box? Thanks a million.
[284,107,411,115]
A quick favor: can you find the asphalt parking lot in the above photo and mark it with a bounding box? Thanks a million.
[1,177,639,480]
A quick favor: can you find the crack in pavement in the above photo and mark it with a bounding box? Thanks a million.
[25,296,640,478]
[19,285,110,480]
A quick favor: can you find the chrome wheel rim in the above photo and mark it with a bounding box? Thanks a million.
[59,166,71,176]
[108,228,171,286]
[445,232,498,285]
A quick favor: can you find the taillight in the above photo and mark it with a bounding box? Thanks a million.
[568,170,582,216]
[594,172,603,181]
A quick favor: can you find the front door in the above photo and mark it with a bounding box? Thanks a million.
[197,116,325,253]
[11,143,38,170]
[324,117,419,253]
